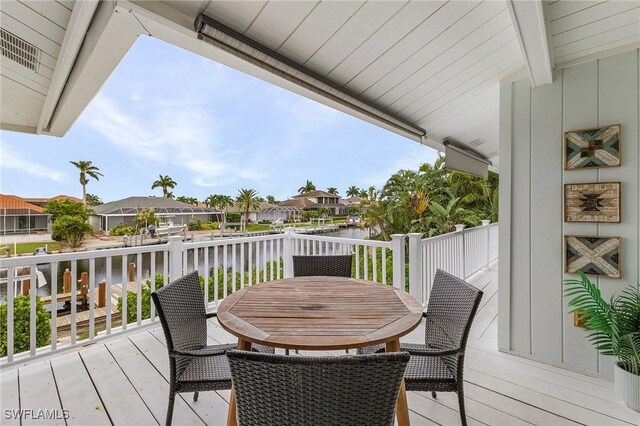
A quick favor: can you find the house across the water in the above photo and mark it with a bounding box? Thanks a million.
[0,194,52,243]
[89,196,220,233]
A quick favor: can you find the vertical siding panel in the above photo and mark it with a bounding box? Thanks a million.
[562,60,599,375]
[510,78,532,354]
[530,70,564,363]
[498,81,512,351]
[597,50,639,379]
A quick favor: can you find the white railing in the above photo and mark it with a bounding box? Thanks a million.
[0,224,497,367]
[410,222,499,306]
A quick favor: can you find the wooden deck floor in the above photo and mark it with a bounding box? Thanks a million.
[1,265,638,425]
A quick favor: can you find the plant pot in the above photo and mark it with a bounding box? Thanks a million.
[455,224,466,232]
[481,220,491,226]
[614,361,640,412]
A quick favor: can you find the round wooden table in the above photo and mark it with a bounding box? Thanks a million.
[217,276,423,426]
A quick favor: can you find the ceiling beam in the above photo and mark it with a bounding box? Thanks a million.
[46,1,146,136]
[507,0,554,87]
[37,0,99,134]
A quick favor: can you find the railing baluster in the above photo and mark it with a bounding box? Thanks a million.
[364,245,369,281]
[71,260,77,344]
[270,239,274,281]
[203,248,209,306]
[355,245,360,279]
[29,264,36,356]
[89,257,95,339]
[121,255,127,331]
[213,246,219,304]
[262,240,268,282]
[106,257,113,333]
[240,242,245,287]
[232,243,237,293]
[136,253,142,326]
[248,242,253,285]
[50,262,58,351]
[223,245,228,298]
[7,267,14,362]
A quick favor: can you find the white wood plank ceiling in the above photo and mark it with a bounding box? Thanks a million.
[548,0,640,67]
[0,0,74,132]
[1,0,638,167]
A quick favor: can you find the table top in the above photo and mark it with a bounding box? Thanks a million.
[217,276,423,350]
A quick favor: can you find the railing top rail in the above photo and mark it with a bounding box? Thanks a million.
[420,222,497,244]
[292,233,391,248]
[0,244,169,267]
[184,233,285,249]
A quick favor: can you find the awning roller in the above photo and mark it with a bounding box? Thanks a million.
[194,13,426,142]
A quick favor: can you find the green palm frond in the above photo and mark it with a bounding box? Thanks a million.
[563,272,640,374]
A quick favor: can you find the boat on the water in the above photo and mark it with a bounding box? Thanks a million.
[148,220,187,238]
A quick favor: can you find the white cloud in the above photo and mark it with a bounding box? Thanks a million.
[0,145,66,182]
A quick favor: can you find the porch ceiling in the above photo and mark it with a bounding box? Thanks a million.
[1,1,638,169]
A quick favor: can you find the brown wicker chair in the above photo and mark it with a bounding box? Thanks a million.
[292,254,353,277]
[227,350,409,426]
[358,269,483,425]
[151,271,273,426]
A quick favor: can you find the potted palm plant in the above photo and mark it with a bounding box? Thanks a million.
[564,272,640,411]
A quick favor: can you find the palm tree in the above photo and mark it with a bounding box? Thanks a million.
[346,186,360,197]
[236,189,261,233]
[266,195,278,205]
[327,187,339,195]
[205,194,233,222]
[85,193,102,206]
[176,196,198,205]
[427,197,480,236]
[298,180,316,194]
[151,174,177,198]
[69,161,103,205]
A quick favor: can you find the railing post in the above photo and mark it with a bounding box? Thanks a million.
[167,236,185,281]
[390,234,406,291]
[283,228,295,278]
[455,225,466,279]
[408,233,423,304]
[482,220,491,270]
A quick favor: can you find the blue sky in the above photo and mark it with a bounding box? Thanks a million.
[1,36,437,202]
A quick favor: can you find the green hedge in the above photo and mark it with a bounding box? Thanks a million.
[0,295,51,357]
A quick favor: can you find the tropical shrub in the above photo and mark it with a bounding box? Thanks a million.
[44,199,88,222]
[302,210,319,221]
[135,208,158,230]
[226,212,241,223]
[118,274,166,324]
[564,272,640,375]
[0,295,51,357]
[188,217,202,231]
[52,215,93,247]
[109,223,136,236]
[200,221,219,230]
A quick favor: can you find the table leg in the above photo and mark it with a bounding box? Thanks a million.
[226,339,252,426]
[386,339,410,426]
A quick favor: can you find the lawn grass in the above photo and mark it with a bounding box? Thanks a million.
[4,241,62,255]
[246,224,272,232]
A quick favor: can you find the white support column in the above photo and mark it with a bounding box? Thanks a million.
[407,233,423,304]
[167,236,185,281]
[390,234,406,291]
[283,228,295,278]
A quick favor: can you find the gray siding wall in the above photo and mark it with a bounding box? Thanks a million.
[499,50,639,379]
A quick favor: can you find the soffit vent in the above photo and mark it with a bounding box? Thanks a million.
[0,28,40,72]
[468,138,486,148]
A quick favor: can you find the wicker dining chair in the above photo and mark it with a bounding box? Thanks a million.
[292,254,354,354]
[358,269,483,426]
[292,254,353,277]
[151,271,274,426]
[227,350,410,426]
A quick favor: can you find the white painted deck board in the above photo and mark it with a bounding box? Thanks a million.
[0,368,20,426]
[79,345,158,425]
[49,352,110,426]
[18,361,64,426]
[2,265,637,425]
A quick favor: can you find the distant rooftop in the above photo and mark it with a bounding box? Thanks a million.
[92,196,219,215]
[0,194,46,214]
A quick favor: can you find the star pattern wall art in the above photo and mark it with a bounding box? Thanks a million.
[564,182,620,223]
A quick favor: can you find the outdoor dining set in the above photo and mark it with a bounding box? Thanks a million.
[151,255,483,426]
